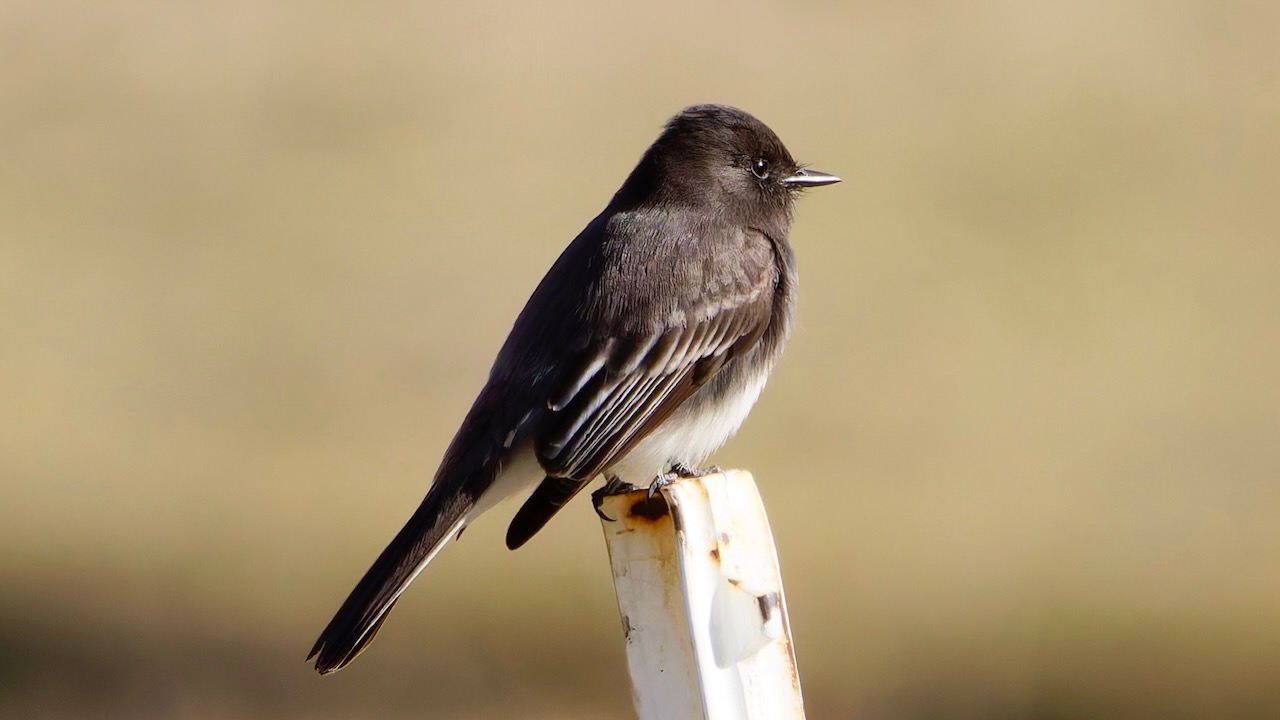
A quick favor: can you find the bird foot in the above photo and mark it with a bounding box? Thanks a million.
[645,462,714,499]
[669,462,722,479]
[592,475,639,522]
[593,464,722,516]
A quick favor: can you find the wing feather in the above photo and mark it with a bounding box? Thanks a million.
[535,292,768,481]
[507,222,782,549]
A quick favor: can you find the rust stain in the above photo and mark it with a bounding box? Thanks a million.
[628,493,670,521]
[709,547,720,562]
[782,636,802,692]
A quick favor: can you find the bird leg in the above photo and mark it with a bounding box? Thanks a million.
[591,474,636,522]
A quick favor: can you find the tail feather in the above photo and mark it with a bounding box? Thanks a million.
[505,475,589,550]
[308,486,475,674]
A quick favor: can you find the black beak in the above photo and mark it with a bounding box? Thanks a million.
[781,168,841,188]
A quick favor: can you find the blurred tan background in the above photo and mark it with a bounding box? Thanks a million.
[2,1,1278,718]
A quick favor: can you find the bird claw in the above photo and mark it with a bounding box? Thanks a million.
[669,462,721,479]
[591,498,615,522]
[646,474,673,500]
[645,462,722,499]
[592,476,636,522]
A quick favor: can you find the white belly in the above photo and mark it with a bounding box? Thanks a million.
[608,371,769,483]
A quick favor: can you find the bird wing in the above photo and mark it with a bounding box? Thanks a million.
[537,299,767,477]
[505,224,779,548]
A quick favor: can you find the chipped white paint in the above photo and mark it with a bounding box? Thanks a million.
[599,470,806,720]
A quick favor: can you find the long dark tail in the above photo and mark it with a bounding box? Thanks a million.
[307,479,479,674]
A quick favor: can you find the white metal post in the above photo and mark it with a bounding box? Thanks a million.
[598,470,806,720]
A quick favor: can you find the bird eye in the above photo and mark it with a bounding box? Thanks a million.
[751,158,769,179]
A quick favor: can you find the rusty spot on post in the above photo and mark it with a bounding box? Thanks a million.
[628,493,669,521]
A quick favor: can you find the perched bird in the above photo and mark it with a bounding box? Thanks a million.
[309,104,839,674]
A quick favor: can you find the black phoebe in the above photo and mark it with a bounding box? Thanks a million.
[308,104,839,674]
